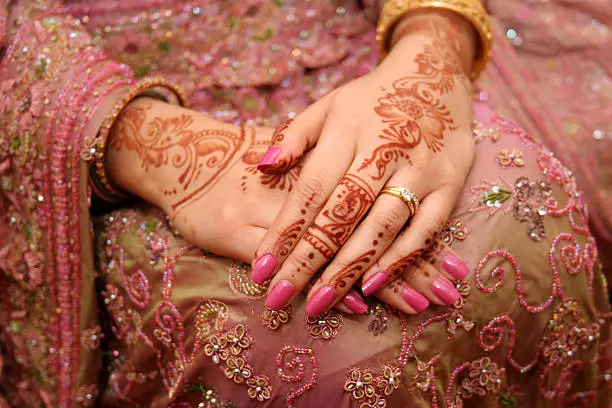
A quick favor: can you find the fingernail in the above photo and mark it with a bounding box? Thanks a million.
[306,286,336,316]
[257,146,281,168]
[266,280,295,310]
[362,272,390,296]
[341,290,369,314]
[334,303,355,315]
[251,254,276,284]
[441,252,470,280]
[432,277,460,305]
[402,286,430,312]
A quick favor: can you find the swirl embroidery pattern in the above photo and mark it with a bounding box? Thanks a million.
[359,22,462,179]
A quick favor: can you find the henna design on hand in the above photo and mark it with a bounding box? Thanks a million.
[359,21,464,180]
[329,249,377,290]
[111,100,248,212]
[303,174,375,258]
[271,118,294,144]
[258,119,300,175]
[241,147,301,192]
[273,219,307,259]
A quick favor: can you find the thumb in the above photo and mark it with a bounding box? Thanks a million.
[257,90,335,175]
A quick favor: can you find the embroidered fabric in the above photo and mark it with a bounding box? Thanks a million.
[0,1,610,407]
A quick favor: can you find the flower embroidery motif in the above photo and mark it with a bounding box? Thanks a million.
[246,375,271,401]
[368,303,391,336]
[75,384,99,407]
[204,334,229,365]
[412,359,436,392]
[439,218,468,245]
[378,366,402,396]
[224,324,252,355]
[306,310,343,340]
[458,357,505,399]
[183,382,236,408]
[446,308,475,337]
[81,326,103,350]
[261,305,291,331]
[224,357,252,384]
[513,177,552,241]
[496,149,525,168]
[345,368,376,400]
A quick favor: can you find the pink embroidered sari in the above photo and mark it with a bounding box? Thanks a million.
[0,1,610,407]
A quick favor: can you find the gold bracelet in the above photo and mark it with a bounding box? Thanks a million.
[377,0,492,80]
[88,77,187,202]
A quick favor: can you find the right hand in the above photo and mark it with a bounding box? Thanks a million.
[106,97,301,262]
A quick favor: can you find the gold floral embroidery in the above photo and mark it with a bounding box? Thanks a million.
[246,375,272,401]
[496,148,525,168]
[440,218,468,245]
[224,324,252,356]
[261,305,291,331]
[224,357,252,384]
[306,310,343,340]
[458,357,505,399]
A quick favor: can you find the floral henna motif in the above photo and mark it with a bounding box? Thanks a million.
[359,22,462,180]
[303,174,375,258]
[111,101,248,212]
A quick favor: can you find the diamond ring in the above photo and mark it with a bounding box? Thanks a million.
[380,186,420,217]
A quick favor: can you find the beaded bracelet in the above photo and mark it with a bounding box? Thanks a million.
[89,77,187,203]
[377,0,493,80]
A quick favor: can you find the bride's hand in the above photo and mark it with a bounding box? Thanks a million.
[105,97,369,314]
[105,97,292,261]
[251,10,477,316]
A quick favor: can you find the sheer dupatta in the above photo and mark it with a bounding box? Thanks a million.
[0,1,178,406]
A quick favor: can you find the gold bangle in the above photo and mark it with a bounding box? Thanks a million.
[377,0,492,80]
[86,77,187,202]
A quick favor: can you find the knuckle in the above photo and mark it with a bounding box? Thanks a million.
[295,174,327,208]
[370,207,406,237]
[288,251,319,278]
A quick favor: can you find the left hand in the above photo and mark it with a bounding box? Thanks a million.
[251,11,477,316]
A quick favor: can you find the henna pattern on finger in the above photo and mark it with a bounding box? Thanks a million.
[359,22,463,180]
[258,119,300,175]
[273,219,307,259]
[329,249,377,290]
[271,118,294,144]
[241,148,301,192]
[302,174,376,261]
[111,101,249,212]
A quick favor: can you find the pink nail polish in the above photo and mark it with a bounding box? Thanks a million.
[441,253,470,280]
[257,146,281,168]
[251,254,276,284]
[306,286,336,316]
[432,277,460,305]
[266,280,295,310]
[402,286,430,312]
[341,290,369,314]
[362,272,390,296]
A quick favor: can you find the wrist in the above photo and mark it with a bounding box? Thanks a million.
[105,97,168,208]
[386,9,477,77]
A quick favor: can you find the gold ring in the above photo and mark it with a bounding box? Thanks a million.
[380,186,420,217]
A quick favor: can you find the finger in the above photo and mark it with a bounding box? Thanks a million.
[265,169,382,312]
[373,279,430,315]
[360,185,460,302]
[402,260,461,306]
[252,116,358,285]
[258,91,335,174]
[303,174,428,316]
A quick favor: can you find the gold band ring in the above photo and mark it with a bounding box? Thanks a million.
[380,186,420,218]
